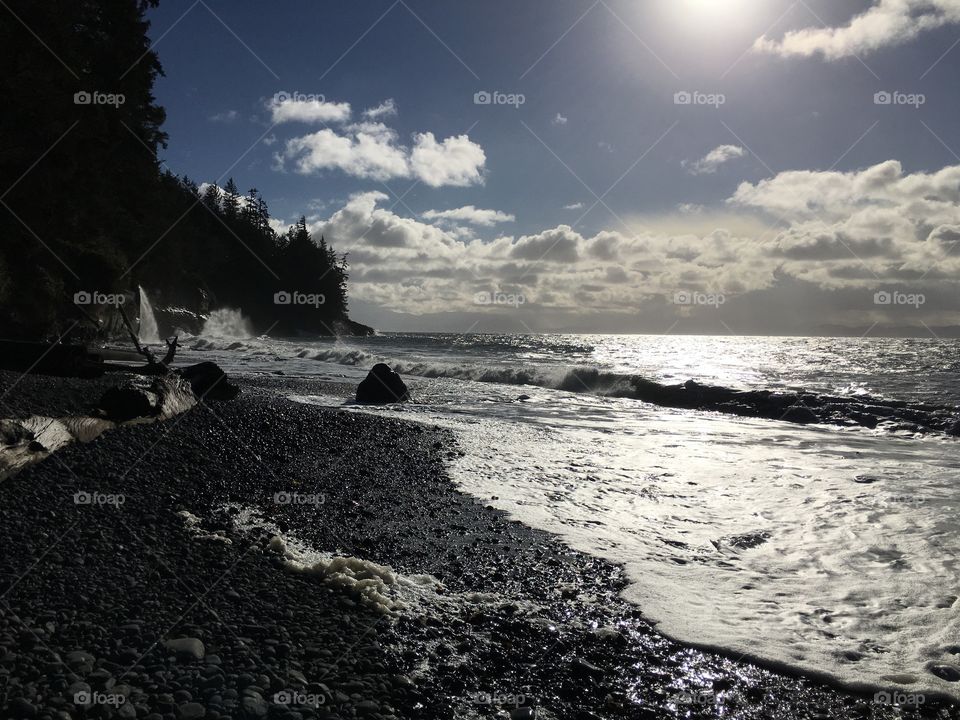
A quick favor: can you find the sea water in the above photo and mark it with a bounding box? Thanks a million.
[177,330,960,701]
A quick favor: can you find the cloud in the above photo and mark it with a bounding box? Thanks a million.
[686,145,745,175]
[277,123,409,181]
[422,206,515,226]
[563,202,584,210]
[409,132,486,187]
[300,161,960,328]
[552,113,568,126]
[363,99,397,119]
[267,94,351,124]
[276,119,487,187]
[209,110,239,123]
[753,0,960,59]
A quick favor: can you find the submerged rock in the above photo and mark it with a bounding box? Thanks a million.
[356,363,409,404]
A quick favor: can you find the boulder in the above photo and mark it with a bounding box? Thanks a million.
[356,363,409,404]
[178,362,240,401]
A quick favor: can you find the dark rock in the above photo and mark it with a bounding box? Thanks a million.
[781,406,819,424]
[356,364,409,404]
[8,698,38,717]
[163,638,205,661]
[179,362,240,402]
[0,419,32,446]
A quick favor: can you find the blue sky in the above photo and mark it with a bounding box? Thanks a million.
[147,0,960,333]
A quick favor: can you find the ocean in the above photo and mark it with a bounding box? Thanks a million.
[176,316,960,702]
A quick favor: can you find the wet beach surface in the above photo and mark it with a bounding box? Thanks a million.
[0,370,954,719]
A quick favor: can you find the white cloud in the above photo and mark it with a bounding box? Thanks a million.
[687,145,745,175]
[209,110,238,123]
[753,0,960,59]
[363,99,397,119]
[276,125,487,188]
[267,94,351,124]
[563,202,584,210]
[552,113,568,126]
[422,206,515,226]
[277,123,409,181]
[409,132,486,187]
[297,161,960,324]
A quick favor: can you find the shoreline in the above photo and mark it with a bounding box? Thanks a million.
[0,369,953,719]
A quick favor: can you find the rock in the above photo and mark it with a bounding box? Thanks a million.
[65,651,95,669]
[238,694,268,718]
[781,406,819,424]
[163,638,205,661]
[928,663,960,681]
[179,362,240,402]
[8,698,38,717]
[947,419,960,436]
[356,364,409,404]
[571,657,604,679]
[176,702,206,719]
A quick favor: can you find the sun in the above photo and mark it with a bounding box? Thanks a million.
[679,0,753,25]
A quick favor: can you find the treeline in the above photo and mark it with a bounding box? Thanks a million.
[0,0,362,340]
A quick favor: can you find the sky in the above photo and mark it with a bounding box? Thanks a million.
[147,0,960,335]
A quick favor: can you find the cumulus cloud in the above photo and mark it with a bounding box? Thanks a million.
[753,0,960,59]
[275,118,486,188]
[277,123,409,181]
[297,161,960,328]
[686,145,745,175]
[267,94,351,124]
[409,132,486,187]
[363,98,397,119]
[422,206,515,226]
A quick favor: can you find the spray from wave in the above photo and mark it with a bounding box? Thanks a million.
[201,308,254,339]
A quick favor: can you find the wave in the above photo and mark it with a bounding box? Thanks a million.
[192,338,960,434]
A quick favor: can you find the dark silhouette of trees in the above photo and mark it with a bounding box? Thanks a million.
[0,0,363,340]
